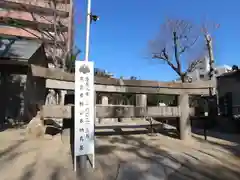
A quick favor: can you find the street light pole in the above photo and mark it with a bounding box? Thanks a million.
[85,0,92,62]
[76,0,92,178]
[76,0,99,176]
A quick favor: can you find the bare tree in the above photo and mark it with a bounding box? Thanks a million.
[202,23,219,77]
[188,22,219,82]
[149,19,201,82]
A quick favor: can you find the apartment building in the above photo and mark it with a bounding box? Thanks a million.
[0,0,73,67]
[0,0,74,125]
[186,56,232,81]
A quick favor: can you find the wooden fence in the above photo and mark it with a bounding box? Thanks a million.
[30,65,214,141]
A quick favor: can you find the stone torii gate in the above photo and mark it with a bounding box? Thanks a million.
[29,65,215,141]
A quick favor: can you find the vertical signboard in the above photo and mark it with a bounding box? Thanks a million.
[74,61,95,161]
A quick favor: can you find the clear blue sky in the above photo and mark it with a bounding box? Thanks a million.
[74,0,240,81]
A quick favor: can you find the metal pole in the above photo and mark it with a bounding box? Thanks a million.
[78,156,88,179]
[204,34,215,141]
[69,0,77,173]
[85,0,91,62]
[77,0,92,177]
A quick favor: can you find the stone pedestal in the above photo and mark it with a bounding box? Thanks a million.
[101,96,109,105]
[136,94,147,107]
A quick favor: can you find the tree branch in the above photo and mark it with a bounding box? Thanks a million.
[149,19,200,82]
[179,35,199,54]
[183,58,202,77]
[152,49,180,75]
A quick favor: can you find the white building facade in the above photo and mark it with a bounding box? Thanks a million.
[186,56,232,82]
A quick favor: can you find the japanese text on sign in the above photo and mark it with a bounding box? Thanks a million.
[74,61,95,156]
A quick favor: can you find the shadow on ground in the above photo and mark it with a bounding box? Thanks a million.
[95,127,179,139]
[192,128,240,157]
[1,122,240,180]
[192,128,240,143]
[0,130,76,180]
[95,134,240,180]
[0,140,36,180]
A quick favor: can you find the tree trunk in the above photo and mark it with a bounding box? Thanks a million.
[173,32,182,74]
[177,74,186,133]
[205,34,217,127]
[180,75,185,83]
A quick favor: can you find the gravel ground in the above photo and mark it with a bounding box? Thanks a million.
[0,128,240,180]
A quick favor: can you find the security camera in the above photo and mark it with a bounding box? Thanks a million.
[90,14,100,23]
[93,15,100,21]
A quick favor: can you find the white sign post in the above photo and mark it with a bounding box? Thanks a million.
[74,60,95,171]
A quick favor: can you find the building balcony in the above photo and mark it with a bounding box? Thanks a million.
[0,26,67,46]
[2,0,70,12]
[0,9,69,27]
[0,16,68,33]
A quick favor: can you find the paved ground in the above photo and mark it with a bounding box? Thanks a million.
[0,128,240,180]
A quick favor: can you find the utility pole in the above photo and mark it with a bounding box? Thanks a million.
[204,33,215,141]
